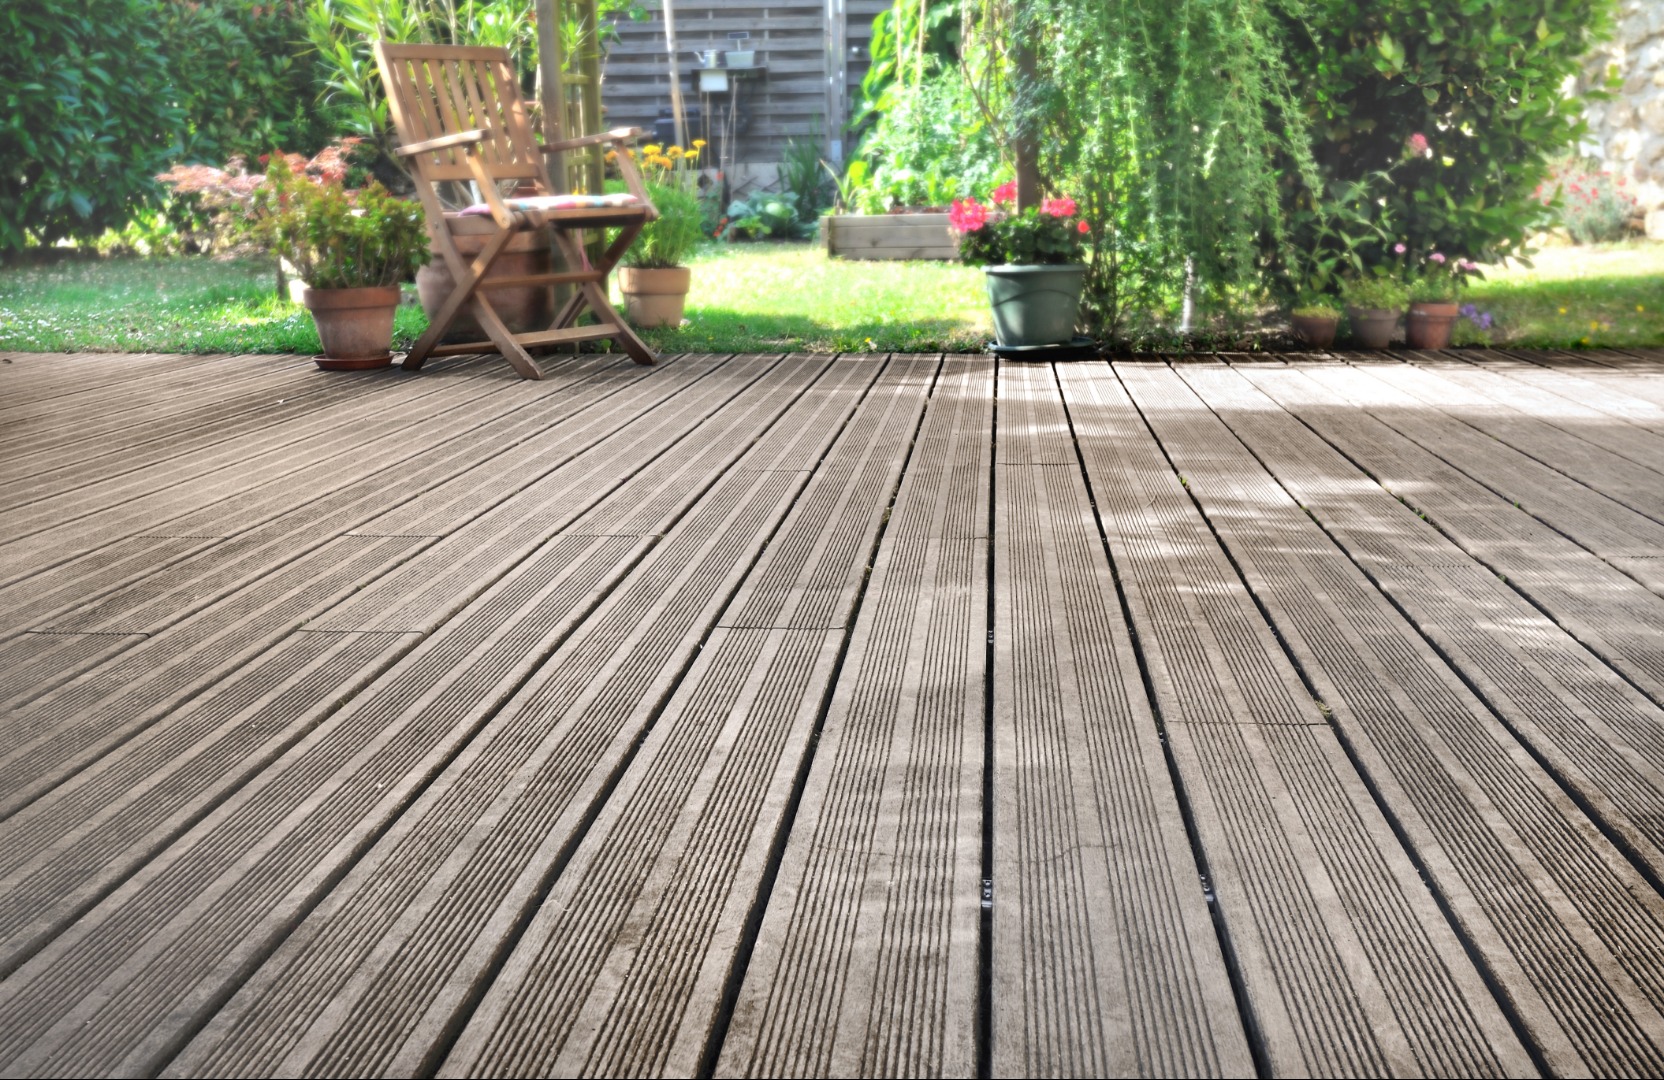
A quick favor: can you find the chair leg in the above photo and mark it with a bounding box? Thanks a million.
[581,281,656,366]
[473,295,544,380]
[407,227,514,371]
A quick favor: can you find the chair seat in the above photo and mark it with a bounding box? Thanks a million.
[459,193,642,216]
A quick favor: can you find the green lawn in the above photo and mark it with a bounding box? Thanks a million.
[1464,242,1664,350]
[1,238,1658,355]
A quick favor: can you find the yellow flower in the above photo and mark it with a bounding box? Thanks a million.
[692,139,707,148]
[667,145,685,158]
[603,150,617,163]
[642,143,663,155]
[685,148,701,160]
[1558,306,1567,314]
[1590,320,1600,330]
[651,154,674,169]
[1639,304,1647,312]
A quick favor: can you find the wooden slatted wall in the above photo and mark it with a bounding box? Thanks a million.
[602,0,889,167]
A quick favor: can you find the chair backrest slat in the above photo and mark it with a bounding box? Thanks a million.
[375,41,547,185]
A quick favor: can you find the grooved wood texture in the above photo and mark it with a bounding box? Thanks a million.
[3,349,1664,1077]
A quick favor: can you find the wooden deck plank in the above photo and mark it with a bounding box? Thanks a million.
[1062,362,1519,1076]
[1350,354,1664,526]
[4,350,1664,1076]
[988,363,1255,1076]
[0,360,507,544]
[0,358,458,511]
[0,357,651,702]
[0,355,320,463]
[1126,359,1664,1072]
[0,360,848,1076]
[430,360,925,1078]
[1452,349,1664,433]
[1290,360,1664,597]
[714,357,990,1078]
[1403,352,1664,474]
[1237,360,1664,712]
[0,360,815,969]
[0,352,245,414]
[167,351,911,1071]
[1509,349,1664,409]
[92,364,905,1078]
[0,357,642,697]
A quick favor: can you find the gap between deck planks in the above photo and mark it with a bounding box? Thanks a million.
[3,349,1664,1076]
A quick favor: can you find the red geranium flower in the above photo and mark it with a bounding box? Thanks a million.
[949,198,989,233]
[1041,196,1077,218]
[991,181,1018,205]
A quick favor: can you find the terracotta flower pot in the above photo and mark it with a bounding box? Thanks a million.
[301,285,401,369]
[415,213,553,339]
[1346,305,1399,350]
[619,266,692,328]
[1290,314,1339,349]
[1406,300,1460,350]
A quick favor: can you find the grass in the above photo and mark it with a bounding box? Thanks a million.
[1,237,1658,355]
[1463,241,1664,350]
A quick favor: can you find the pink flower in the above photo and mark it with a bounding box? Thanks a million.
[1394,243,1406,254]
[1408,132,1429,155]
[1041,196,1077,218]
[991,181,1018,206]
[1077,219,1090,234]
[1429,252,1446,264]
[949,198,988,233]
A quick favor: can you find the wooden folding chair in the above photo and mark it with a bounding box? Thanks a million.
[374,41,658,379]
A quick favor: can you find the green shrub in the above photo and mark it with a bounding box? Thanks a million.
[246,156,429,288]
[1282,0,1619,281]
[160,0,340,165]
[0,0,181,252]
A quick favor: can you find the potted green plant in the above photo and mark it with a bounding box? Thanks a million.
[1290,300,1342,349]
[1404,249,1470,350]
[620,178,704,327]
[247,155,429,369]
[951,182,1090,346]
[1340,276,1409,350]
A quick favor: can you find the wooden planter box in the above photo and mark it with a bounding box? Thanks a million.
[823,213,959,261]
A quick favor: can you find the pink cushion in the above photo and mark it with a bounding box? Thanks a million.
[459,193,642,215]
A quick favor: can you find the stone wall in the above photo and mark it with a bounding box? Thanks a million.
[1576,0,1664,238]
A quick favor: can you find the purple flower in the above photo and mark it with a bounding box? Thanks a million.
[1429,252,1446,264]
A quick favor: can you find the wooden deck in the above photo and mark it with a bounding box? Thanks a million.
[4,346,1664,1077]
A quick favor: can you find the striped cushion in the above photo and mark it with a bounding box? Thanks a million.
[459,193,642,216]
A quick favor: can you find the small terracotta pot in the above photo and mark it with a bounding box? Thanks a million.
[1346,305,1399,350]
[619,266,693,328]
[1290,314,1339,349]
[302,285,400,369]
[1406,300,1460,350]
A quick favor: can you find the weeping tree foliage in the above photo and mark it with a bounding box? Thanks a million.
[1012,0,1320,341]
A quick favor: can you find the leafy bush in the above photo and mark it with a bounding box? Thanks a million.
[625,181,704,268]
[950,184,1088,266]
[1538,158,1639,244]
[1281,0,1619,285]
[721,192,812,241]
[245,154,429,288]
[161,0,340,165]
[0,0,180,252]
[846,58,1006,213]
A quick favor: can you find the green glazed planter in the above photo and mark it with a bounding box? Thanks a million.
[985,263,1086,346]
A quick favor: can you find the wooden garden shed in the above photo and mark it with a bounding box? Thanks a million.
[601,0,888,177]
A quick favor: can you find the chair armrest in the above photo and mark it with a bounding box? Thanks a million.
[396,128,490,157]
[539,127,645,153]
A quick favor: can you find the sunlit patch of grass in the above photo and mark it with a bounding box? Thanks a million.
[1464,240,1664,349]
[3,240,1656,356]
